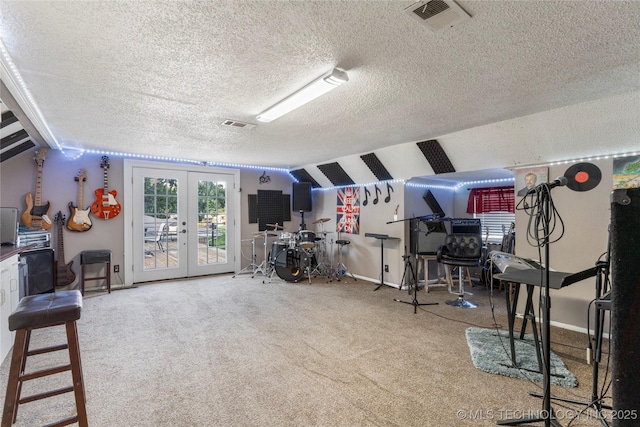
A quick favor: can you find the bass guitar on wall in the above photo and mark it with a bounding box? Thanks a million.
[91,156,121,219]
[67,168,92,231]
[20,148,52,230]
[54,211,76,288]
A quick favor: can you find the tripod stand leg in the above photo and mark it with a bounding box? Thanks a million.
[394,255,437,313]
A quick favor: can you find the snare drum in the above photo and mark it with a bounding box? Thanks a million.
[298,230,316,249]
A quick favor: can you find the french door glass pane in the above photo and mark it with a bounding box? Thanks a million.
[197,180,227,265]
[143,177,179,271]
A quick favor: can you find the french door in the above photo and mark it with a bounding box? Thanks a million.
[125,161,238,284]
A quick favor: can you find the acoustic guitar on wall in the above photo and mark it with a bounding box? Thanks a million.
[67,168,92,231]
[54,211,76,288]
[91,156,121,219]
[20,148,52,230]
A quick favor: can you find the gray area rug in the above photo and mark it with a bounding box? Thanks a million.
[465,327,578,387]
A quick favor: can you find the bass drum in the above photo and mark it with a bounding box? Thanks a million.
[269,241,288,265]
[275,248,313,282]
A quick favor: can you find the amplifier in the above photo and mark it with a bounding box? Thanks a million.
[81,250,112,265]
[451,218,482,234]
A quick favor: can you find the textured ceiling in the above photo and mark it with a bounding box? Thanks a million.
[1,0,639,171]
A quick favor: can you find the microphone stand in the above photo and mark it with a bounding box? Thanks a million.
[498,184,562,427]
[388,216,438,314]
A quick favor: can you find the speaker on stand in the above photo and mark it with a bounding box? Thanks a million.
[292,182,312,229]
[21,248,55,296]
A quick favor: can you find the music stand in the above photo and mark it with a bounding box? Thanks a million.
[387,216,438,313]
[364,233,399,291]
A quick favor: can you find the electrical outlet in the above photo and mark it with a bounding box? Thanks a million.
[384,264,389,272]
[114,265,120,273]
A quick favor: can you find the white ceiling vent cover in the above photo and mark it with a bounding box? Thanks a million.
[404,0,471,31]
[221,119,256,130]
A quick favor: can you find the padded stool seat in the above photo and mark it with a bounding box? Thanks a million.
[9,291,82,331]
[2,290,88,427]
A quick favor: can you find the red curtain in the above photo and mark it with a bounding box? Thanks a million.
[466,186,515,214]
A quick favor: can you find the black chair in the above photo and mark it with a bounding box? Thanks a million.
[436,233,483,308]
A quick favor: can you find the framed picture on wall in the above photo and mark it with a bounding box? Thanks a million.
[515,167,548,196]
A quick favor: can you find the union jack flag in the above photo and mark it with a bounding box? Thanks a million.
[336,186,360,234]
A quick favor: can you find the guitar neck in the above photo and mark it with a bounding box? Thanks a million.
[57,221,65,262]
[78,179,84,207]
[34,164,44,206]
[102,167,109,195]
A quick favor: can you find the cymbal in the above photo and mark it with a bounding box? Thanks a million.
[266,223,285,230]
[254,232,278,237]
[313,218,331,224]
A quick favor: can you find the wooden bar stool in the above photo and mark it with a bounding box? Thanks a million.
[2,290,87,427]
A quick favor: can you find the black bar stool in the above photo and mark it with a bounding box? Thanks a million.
[2,290,88,427]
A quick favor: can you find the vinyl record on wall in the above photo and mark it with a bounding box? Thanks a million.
[564,162,602,192]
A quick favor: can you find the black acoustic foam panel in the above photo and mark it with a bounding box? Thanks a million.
[289,169,321,188]
[282,194,291,221]
[257,190,283,231]
[248,194,258,224]
[317,162,355,187]
[360,153,393,181]
[416,139,455,174]
[423,190,446,218]
[292,182,312,212]
[249,194,290,224]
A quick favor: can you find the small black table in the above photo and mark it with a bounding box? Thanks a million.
[365,233,399,291]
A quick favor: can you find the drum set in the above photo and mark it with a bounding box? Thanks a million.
[270,218,338,283]
[235,218,338,283]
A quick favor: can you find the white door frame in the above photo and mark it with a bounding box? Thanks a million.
[123,159,240,286]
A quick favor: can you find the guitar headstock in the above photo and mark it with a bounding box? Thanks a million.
[54,211,65,225]
[34,148,47,167]
[75,168,87,182]
[100,156,110,170]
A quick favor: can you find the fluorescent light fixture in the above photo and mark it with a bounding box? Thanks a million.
[256,68,348,123]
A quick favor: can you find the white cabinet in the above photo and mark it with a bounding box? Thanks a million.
[0,254,20,363]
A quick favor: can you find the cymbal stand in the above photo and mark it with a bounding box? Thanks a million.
[310,223,333,281]
[252,230,270,278]
[233,236,259,277]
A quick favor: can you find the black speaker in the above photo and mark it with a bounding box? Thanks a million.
[610,188,640,418]
[21,248,54,295]
[292,182,312,212]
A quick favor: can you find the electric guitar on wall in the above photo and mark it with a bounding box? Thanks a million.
[91,156,121,219]
[54,211,76,288]
[67,168,92,231]
[20,148,53,230]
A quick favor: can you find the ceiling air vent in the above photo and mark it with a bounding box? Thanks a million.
[404,0,471,31]
[221,119,255,130]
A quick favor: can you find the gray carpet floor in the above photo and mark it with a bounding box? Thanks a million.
[0,274,611,426]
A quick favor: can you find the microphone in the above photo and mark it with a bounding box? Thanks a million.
[547,176,569,190]
[525,176,568,195]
